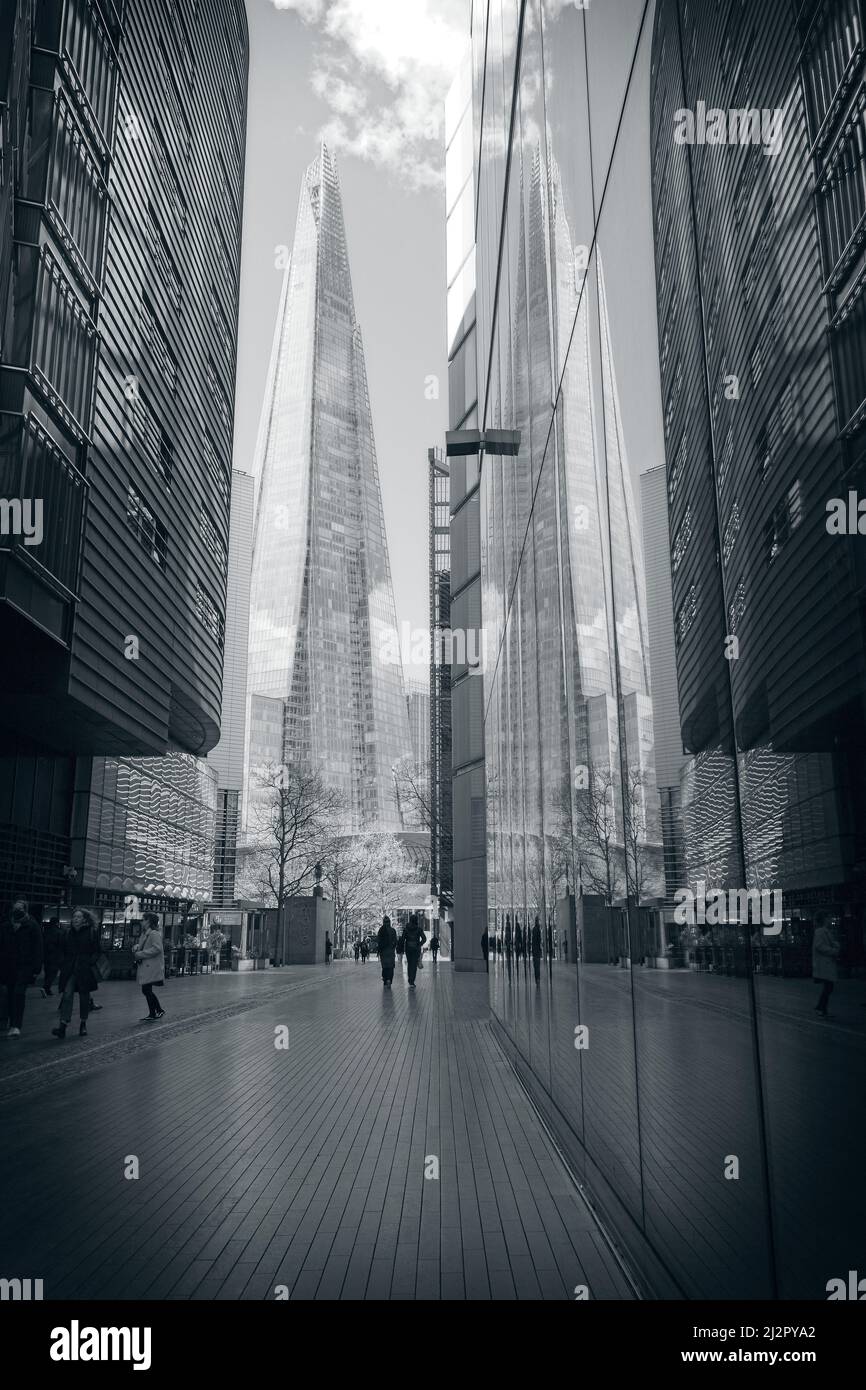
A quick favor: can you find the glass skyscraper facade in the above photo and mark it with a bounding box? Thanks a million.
[460,0,866,1301]
[246,144,411,835]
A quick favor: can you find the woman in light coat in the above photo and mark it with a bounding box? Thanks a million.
[134,912,166,1021]
[812,911,840,1018]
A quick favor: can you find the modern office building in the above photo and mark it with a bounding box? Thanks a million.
[0,0,248,914]
[641,465,687,907]
[457,0,865,1305]
[209,469,254,906]
[246,143,411,836]
[428,445,452,918]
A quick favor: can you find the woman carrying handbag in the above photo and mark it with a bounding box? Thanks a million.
[134,912,166,1022]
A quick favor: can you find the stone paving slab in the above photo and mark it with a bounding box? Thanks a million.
[0,961,634,1301]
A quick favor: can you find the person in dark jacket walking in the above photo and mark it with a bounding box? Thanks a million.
[403,913,427,989]
[378,914,397,988]
[429,932,440,962]
[325,932,332,964]
[0,900,43,1036]
[52,909,97,1039]
[481,928,489,972]
[531,916,543,984]
[354,940,360,962]
[360,940,369,963]
[41,917,63,997]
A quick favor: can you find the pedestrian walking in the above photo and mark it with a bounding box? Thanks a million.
[360,940,369,963]
[0,899,43,1037]
[378,914,397,988]
[354,940,360,962]
[52,909,98,1039]
[403,913,427,989]
[812,912,840,1018]
[531,916,543,984]
[430,932,440,962]
[481,928,489,972]
[40,917,63,997]
[134,912,166,1022]
[325,932,332,964]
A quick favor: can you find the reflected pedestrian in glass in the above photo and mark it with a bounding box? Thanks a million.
[0,899,42,1037]
[378,914,397,988]
[135,912,166,1022]
[531,916,543,984]
[41,917,62,998]
[52,909,97,1040]
[812,911,840,1018]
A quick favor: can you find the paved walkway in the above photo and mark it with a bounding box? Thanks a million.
[0,962,634,1301]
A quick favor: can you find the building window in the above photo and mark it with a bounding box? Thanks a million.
[672,507,692,572]
[199,507,227,577]
[140,296,177,393]
[204,430,229,507]
[668,431,686,504]
[195,584,224,646]
[677,584,699,643]
[723,502,740,562]
[728,577,746,634]
[211,286,234,367]
[742,201,776,306]
[126,485,167,569]
[756,378,796,478]
[159,36,191,159]
[153,123,187,232]
[665,359,683,439]
[750,291,785,389]
[131,389,174,486]
[706,279,720,353]
[206,358,233,437]
[763,480,803,562]
[717,424,733,491]
[146,205,181,309]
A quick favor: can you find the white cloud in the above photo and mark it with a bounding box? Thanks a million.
[269,0,470,189]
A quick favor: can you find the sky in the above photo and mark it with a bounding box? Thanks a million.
[233,0,664,638]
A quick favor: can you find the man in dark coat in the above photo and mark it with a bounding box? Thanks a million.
[403,913,427,989]
[377,915,397,988]
[0,899,43,1036]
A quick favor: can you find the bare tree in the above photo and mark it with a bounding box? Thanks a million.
[240,762,343,910]
[623,764,659,906]
[322,834,402,948]
[391,756,433,833]
[572,761,624,904]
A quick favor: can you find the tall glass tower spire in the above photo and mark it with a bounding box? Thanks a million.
[247,144,411,832]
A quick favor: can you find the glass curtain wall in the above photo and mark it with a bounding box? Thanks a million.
[474,0,866,1300]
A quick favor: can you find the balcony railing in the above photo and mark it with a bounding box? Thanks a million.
[30,244,98,442]
[0,411,86,597]
[45,87,109,294]
[59,0,119,159]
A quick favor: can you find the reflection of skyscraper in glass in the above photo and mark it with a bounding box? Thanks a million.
[246,144,411,832]
[514,145,660,861]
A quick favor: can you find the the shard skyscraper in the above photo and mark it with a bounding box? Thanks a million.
[246,144,411,833]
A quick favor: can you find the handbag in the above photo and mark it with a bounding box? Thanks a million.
[94,952,111,982]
